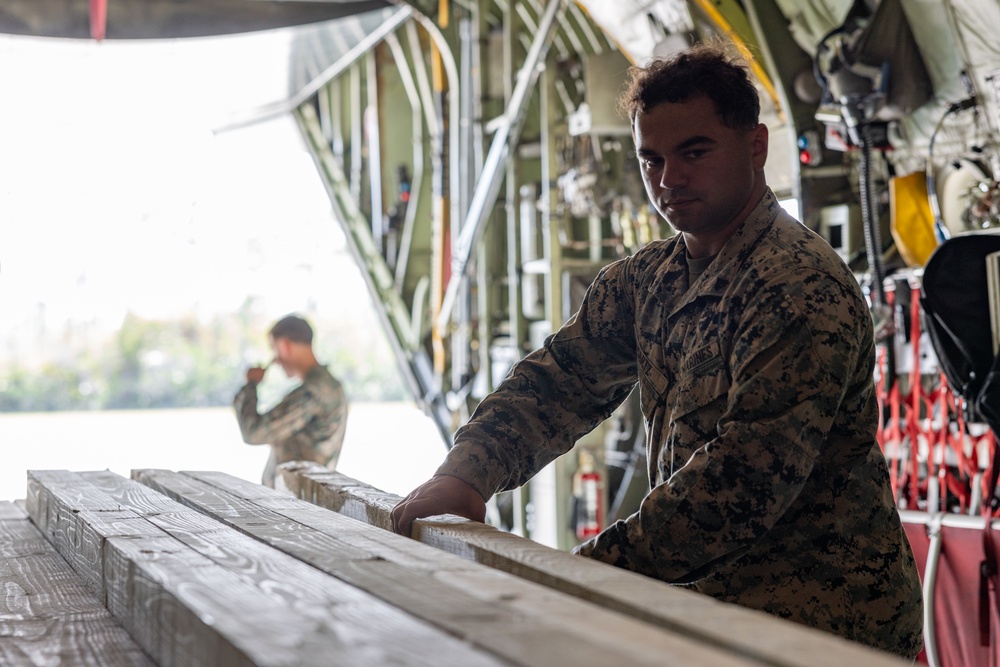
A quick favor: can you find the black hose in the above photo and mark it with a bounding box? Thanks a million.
[858,121,887,307]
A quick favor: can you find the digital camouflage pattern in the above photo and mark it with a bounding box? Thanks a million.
[234,364,348,487]
[437,189,923,658]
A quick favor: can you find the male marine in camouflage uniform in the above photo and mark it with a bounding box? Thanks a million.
[234,314,348,487]
[391,45,923,658]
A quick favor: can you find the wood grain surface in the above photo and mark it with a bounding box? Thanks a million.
[26,469,509,667]
[0,500,155,667]
[132,467,758,667]
[278,461,912,667]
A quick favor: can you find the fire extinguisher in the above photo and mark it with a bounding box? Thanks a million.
[573,450,603,541]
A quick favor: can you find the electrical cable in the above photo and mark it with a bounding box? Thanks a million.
[925,96,979,241]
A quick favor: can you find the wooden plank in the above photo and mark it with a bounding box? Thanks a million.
[0,500,155,667]
[0,500,28,521]
[26,470,169,606]
[279,462,912,667]
[27,470,510,667]
[133,468,763,667]
[280,463,397,530]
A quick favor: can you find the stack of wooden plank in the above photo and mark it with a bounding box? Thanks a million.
[277,462,915,667]
[0,499,154,666]
[4,466,913,666]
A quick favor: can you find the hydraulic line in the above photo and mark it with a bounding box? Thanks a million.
[858,121,887,308]
[858,120,895,397]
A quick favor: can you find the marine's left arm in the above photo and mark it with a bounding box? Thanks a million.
[577,271,872,582]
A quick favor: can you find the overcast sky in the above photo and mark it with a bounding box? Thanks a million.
[0,30,366,347]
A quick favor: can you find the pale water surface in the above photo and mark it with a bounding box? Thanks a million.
[0,402,447,501]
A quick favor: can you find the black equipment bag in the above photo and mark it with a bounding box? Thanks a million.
[920,233,1000,435]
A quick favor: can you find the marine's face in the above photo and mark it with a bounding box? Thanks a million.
[634,94,767,255]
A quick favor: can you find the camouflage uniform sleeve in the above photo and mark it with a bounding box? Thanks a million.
[233,382,321,446]
[575,272,868,582]
[436,257,643,500]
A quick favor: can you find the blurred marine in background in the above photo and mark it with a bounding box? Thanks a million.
[233,314,348,487]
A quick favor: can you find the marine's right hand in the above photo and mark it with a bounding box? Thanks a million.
[246,366,267,384]
[390,474,487,538]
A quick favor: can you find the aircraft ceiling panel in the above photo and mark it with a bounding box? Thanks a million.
[772,0,853,55]
[948,0,1000,133]
[575,0,694,64]
[899,0,967,106]
[889,0,1000,170]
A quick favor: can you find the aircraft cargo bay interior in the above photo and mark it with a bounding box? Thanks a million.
[1,1,999,665]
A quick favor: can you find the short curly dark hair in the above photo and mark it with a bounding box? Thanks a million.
[618,42,760,131]
[269,314,313,345]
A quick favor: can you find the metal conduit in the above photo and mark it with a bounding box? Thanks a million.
[437,0,567,334]
[349,63,363,205]
[366,51,384,249]
[384,31,425,290]
[410,12,461,234]
[297,103,453,444]
[923,515,942,667]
